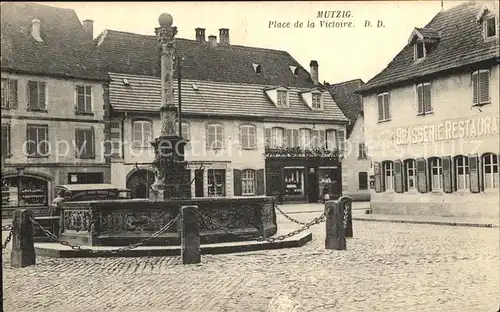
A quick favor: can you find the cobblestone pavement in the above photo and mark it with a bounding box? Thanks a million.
[2,208,499,312]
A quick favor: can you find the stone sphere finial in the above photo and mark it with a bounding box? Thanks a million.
[158,13,173,27]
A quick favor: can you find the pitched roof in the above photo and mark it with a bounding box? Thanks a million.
[109,72,348,123]
[325,79,365,136]
[95,30,316,88]
[358,2,500,94]
[0,2,108,81]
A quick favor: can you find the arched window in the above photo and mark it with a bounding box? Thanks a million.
[404,159,417,191]
[271,127,284,148]
[132,120,153,148]
[382,161,394,191]
[206,123,224,149]
[299,128,311,149]
[428,157,443,190]
[241,169,256,195]
[240,124,256,149]
[454,155,469,191]
[126,169,155,198]
[482,153,499,189]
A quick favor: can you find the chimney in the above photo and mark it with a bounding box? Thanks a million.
[82,19,94,41]
[208,35,217,48]
[310,60,319,85]
[195,28,206,43]
[30,19,43,43]
[219,28,230,45]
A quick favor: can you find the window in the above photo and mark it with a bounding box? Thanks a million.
[208,169,226,197]
[284,168,305,196]
[326,129,336,150]
[299,128,311,149]
[242,169,255,195]
[207,123,224,149]
[484,16,497,39]
[383,161,394,191]
[414,41,425,60]
[377,92,390,121]
[358,143,367,159]
[132,120,153,148]
[27,80,47,111]
[336,130,346,152]
[26,124,48,157]
[358,172,368,190]
[1,78,18,109]
[405,159,417,191]
[429,157,443,190]
[2,176,48,207]
[271,127,284,148]
[75,128,95,159]
[240,124,256,149]
[277,90,288,108]
[482,153,499,189]
[472,70,490,105]
[416,82,432,114]
[454,155,470,191]
[312,93,322,109]
[76,85,92,114]
[1,124,11,158]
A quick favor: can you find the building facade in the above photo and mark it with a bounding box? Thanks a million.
[326,79,371,201]
[1,3,110,209]
[357,2,499,218]
[93,28,348,201]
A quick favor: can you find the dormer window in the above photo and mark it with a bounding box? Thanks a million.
[289,66,299,76]
[277,90,288,107]
[253,63,262,73]
[299,89,323,110]
[312,93,322,110]
[484,16,497,39]
[414,41,425,60]
[122,78,130,86]
[264,86,289,108]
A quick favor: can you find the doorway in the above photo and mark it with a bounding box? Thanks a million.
[194,169,204,197]
[307,171,319,203]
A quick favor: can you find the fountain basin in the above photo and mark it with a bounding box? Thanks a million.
[57,196,277,246]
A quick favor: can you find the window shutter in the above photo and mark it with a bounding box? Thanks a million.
[1,125,9,157]
[417,84,423,114]
[132,122,141,147]
[442,155,452,193]
[377,95,383,121]
[472,71,479,104]
[233,169,242,196]
[479,70,489,104]
[312,130,319,149]
[264,128,271,148]
[423,83,432,113]
[256,169,265,195]
[26,126,36,156]
[39,82,46,109]
[40,126,48,155]
[292,129,299,147]
[75,129,83,157]
[319,130,325,148]
[28,81,38,109]
[9,79,18,109]
[374,161,383,193]
[469,154,480,193]
[219,125,225,149]
[285,129,292,148]
[394,160,403,193]
[76,86,85,113]
[239,126,244,149]
[416,157,428,193]
[384,93,391,119]
[90,128,95,157]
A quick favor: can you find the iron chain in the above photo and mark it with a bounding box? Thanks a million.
[2,227,14,250]
[29,214,181,254]
[274,205,309,225]
[2,224,13,231]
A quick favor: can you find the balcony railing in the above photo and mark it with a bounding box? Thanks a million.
[265,146,341,160]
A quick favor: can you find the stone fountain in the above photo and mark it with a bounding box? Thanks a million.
[55,13,277,246]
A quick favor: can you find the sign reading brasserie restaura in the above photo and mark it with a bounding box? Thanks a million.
[394,116,499,146]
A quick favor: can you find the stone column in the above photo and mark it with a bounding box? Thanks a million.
[10,209,36,268]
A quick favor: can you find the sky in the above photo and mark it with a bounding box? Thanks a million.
[42,1,472,84]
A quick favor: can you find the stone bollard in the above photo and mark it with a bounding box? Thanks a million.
[324,201,346,250]
[181,205,201,264]
[11,209,36,268]
[339,196,353,238]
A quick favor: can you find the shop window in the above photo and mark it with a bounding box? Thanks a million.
[358,172,368,190]
[208,169,226,197]
[1,175,48,207]
[382,161,394,191]
[454,155,469,191]
[241,169,255,195]
[482,153,499,189]
[428,157,443,190]
[404,159,417,191]
[284,168,304,196]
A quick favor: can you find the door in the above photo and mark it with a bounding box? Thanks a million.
[195,169,204,197]
[307,172,319,203]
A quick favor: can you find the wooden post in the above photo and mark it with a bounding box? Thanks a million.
[181,205,201,264]
[325,200,346,250]
[340,196,353,238]
[10,209,36,268]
